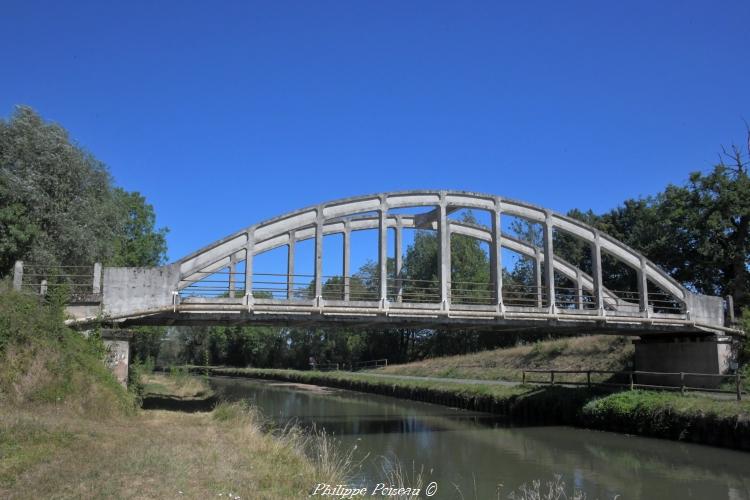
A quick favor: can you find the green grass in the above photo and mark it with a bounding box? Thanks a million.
[581,390,750,447]
[141,381,170,395]
[0,418,74,487]
[584,390,750,420]
[206,366,531,400]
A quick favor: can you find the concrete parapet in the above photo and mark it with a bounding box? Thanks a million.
[685,293,726,326]
[102,264,180,318]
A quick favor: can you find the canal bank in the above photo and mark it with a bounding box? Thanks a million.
[194,367,750,452]
[208,375,750,500]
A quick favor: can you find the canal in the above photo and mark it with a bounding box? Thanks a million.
[210,376,750,500]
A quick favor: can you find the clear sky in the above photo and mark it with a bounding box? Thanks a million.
[2,1,749,264]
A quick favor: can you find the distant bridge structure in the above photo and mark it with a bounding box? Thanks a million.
[12,191,736,339]
[13,190,742,386]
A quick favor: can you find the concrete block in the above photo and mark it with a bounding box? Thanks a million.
[104,339,129,387]
[634,335,733,388]
[102,264,180,317]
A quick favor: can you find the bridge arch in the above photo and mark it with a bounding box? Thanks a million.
[175,190,691,318]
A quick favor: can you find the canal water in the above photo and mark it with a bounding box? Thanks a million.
[210,377,750,500]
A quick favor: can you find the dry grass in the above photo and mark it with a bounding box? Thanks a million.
[0,401,345,499]
[375,335,633,384]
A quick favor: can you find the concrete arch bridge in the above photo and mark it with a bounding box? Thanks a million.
[11,190,741,381]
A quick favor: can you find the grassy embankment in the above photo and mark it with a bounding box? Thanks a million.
[0,290,345,499]
[200,333,750,451]
[374,334,634,384]
[374,333,750,392]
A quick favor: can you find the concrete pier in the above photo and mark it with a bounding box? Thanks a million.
[634,335,733,388]
[102,330,132,388]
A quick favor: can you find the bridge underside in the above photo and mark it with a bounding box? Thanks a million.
[104,306,722,337]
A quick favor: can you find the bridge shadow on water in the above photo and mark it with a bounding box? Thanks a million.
[141,394,219,412]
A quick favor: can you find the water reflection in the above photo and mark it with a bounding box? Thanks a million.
[210,377,750,500]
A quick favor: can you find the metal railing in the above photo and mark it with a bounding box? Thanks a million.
[648,289,684,314]
[521,368,744,400]
[394,278,441,303]
[173,269,688,317]
[502,284,549,308]
[352,358,389,371]
[15,263,100,299]
[310,362,340,372]
[554,286,597,310]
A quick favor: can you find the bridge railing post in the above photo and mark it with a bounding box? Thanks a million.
[534,248,543,308]
[287,231,296,300]
[680,372,685,395]
[491,199,503,310]
[543,211,556,312]
[395,218,403,303]
[343,224,350,301]
[522,370,526,385]
[592,234,605,314]
[13,260,23,291]
[629,371,634,390]
[438,194,451,310]
[638,255,649,316]
[93,262,102,295]
[378,197,388,306]
[550,370,555,385]
[228,256,236,298]
[314,213,323,306]
[245,230,255,307]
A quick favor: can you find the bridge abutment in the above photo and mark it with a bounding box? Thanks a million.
[634,335,733,389]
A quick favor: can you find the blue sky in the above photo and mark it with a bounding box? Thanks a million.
[2,1,749,266]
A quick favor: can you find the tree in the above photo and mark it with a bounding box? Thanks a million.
[573,130,750,313]
[0,106,169,366]
[109,189,168,267]
[0,106,168,273]
[0,202,37,274]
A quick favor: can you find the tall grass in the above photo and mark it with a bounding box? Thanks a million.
[506,474,590,500]
[378,456,427,500]
[211,401,358,484]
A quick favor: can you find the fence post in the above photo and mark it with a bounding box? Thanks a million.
[680,372,685,395]
[522,370,526,385]
[551,370,555,385]
[737,371,742,402]
[629,371,634,391]
[587,371,591,388]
